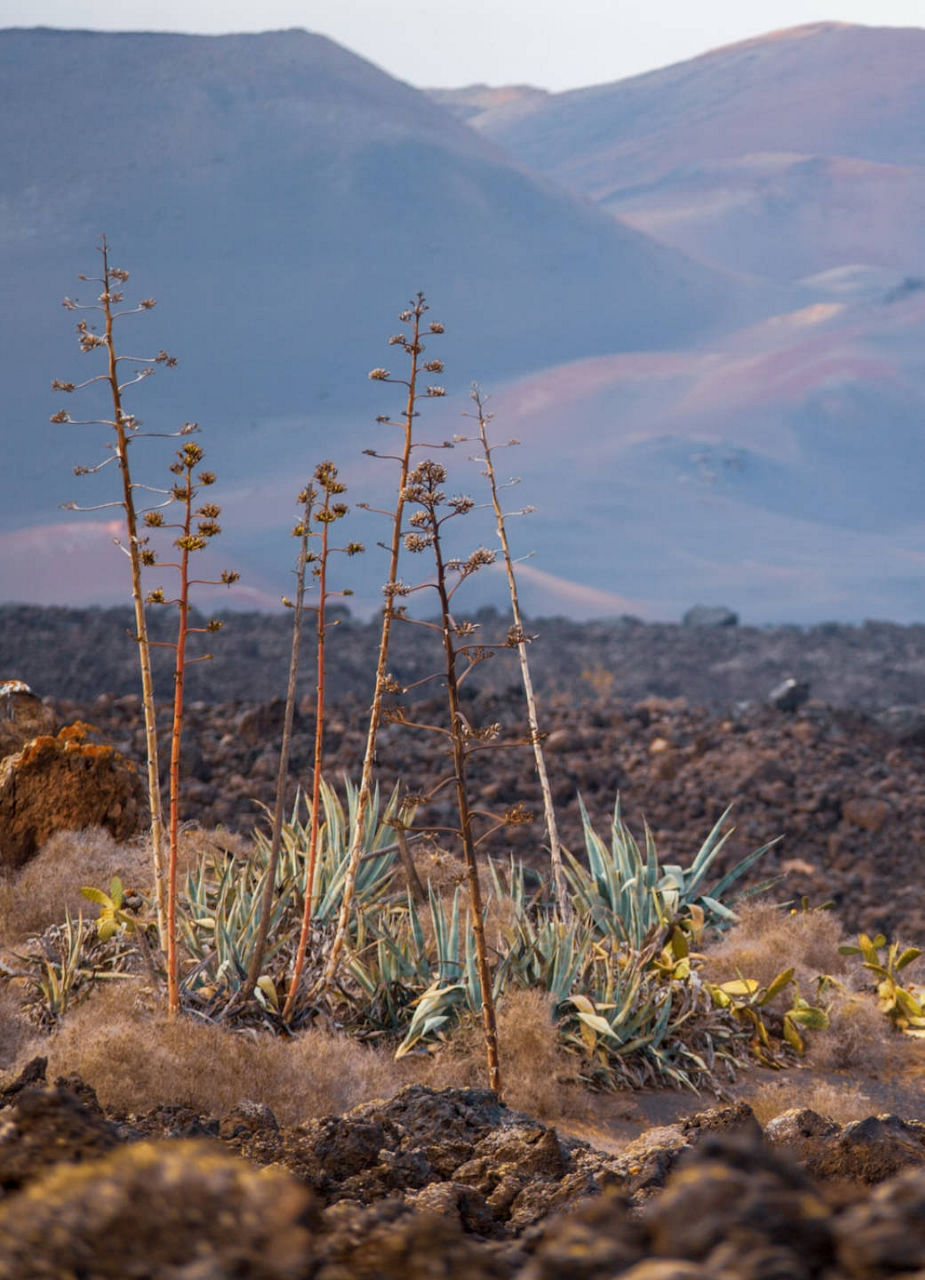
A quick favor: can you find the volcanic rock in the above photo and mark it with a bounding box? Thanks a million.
[0,1138,316,1279]
[836,1166,925,1278]
[0,1084,122,1194]
[769,677,812,712]
[0,684,55,759]
[682,605,739,628]
[644,1134,835,1277]
[0,725,144,869]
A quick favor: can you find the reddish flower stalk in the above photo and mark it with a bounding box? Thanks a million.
[283,468,344,1019]
[145,442,237,1016]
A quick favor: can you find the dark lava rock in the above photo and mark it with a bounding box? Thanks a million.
[769,677,811,712]
[0,1139,317,1279]
[682,1099,763,1143]
[0,1054,47,1106]
[219,1097,280,1140]
[836,1166,925,1278]
[644,1134,835,1278]
[0,1084,122,1193]
[517,1190,646,1280]
[807,1115,925,1184]
[682,605,739,628]
[315,1199,509,1280]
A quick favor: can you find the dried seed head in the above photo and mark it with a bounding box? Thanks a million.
[404,533,432,553]
[465,547,496,571]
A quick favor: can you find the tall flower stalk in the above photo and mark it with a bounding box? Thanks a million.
[317,295,445,993]
[469,387,570,921]
[144,442,237,1015]
[399,458,502,1093]
[281,463,360,1021]
[52,237,179,948]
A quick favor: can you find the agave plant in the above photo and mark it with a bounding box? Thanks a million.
[13,911,136,1028]
[566,799,777,948]
[175,778,404,1015]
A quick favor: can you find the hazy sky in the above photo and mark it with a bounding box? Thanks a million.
[1,0,921,90]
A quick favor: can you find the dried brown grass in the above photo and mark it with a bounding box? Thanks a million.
[805,989,893,1071]
[702,903,852,1000]
[40,984,405,1125]
[415,987,591,1122]
[0,829,151,944]
[748,1076,872,1126]
[0,827,242,946]
[0,985,40,1070]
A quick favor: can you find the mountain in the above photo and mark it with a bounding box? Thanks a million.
[4,25,925,624]
[448,22,925,284]
[0,27,748,590]
[416,24,925,624]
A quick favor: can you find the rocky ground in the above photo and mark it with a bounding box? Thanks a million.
[4,609,925,1276]
[6,608,925,937]
[39,684,925,943]
[1,1062,925,1278]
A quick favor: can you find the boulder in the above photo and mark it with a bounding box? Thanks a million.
[681,605,738,628]
[0,683,55,760]
[644,1134,835,1278]
[769,678,811,712]
[0,1138,316,1279]
[837,1166,925,1278]
[0,724,144,870]
[0,1083,122,1194]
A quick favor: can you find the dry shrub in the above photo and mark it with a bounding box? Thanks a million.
[805,988,891,1071]
[0,985,40,1070]
[0,825,243,947]
[416,988,590,1123]
[702,903,851,998]
[748,1076,872,1126]
[0,828,152,944]
[40,984,404,1125]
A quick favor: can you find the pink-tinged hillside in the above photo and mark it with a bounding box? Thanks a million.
[471,285,925,623]
[452,23,925,285]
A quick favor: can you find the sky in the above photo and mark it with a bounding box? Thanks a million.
[1,0,922,90]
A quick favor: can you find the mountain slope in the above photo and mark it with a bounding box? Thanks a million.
[0,28,747,532]
[455,23,925,283]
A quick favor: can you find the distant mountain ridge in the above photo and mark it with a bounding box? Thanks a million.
[440,22,925,283]
[0,26,756,612]
[3,23,925,622]
[421,22,925,624]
